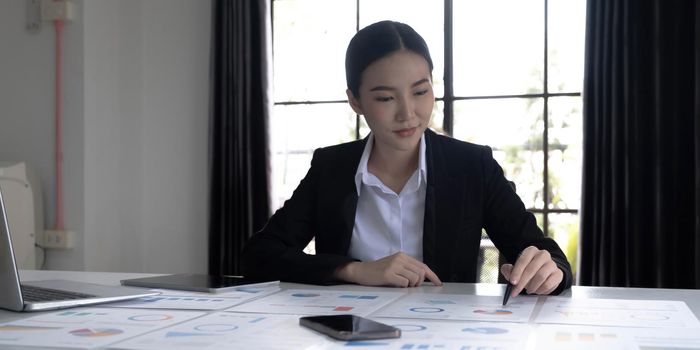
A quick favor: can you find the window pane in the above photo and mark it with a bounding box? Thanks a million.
[534,213,544,233]
[273,0,356,102]
[548,96,582,209]
[548,0,586,93]
[549,213,579,276]
[431,100,446,135]
[453,98,545,209]
[359,0,445,98]
[453,0,544,96]
[477,234,499,283]
[358,115,370,139]
[270,103,356,209]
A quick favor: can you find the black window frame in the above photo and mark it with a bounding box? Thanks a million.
[271,0,582,236]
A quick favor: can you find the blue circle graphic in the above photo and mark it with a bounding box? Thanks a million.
[194,324,239,332]
[409,307,444,313]
[392,324,427,332]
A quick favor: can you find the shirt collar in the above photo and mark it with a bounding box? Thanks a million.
[354,132,427,195]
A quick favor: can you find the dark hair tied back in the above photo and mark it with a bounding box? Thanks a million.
[345,21,434,98]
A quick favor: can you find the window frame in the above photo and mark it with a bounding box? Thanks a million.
[271,0,582,236]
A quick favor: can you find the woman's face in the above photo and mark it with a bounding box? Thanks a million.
[347,50,434,154]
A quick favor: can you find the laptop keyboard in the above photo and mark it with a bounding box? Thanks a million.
[21,284,97,302]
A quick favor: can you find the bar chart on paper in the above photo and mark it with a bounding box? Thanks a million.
[107,286,280,310]
[533,324,637,349]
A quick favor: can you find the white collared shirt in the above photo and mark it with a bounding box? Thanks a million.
[348,133,427,262]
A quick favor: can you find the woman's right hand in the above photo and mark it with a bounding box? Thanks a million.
[334,252,442,287]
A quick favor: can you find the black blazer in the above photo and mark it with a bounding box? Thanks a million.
[242,129,573,293]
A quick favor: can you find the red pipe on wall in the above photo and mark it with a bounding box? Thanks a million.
[54,19,64,230]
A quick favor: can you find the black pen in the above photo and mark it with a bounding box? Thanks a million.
[502,281,514,306]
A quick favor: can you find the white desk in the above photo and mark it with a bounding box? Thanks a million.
[1,270,699,349]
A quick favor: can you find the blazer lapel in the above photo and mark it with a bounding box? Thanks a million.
[423,130,439,269]
[339,192,358,252]
[422,129,461,277]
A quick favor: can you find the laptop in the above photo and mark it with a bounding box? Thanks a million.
[0,186,159,312]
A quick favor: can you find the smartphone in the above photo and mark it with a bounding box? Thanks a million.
[299,314,401,341]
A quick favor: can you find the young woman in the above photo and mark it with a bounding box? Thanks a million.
[242,21,572,297]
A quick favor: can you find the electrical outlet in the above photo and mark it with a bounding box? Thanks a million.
[40,0,74,21]
[41,229,74,249]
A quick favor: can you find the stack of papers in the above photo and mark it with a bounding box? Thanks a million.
[0,287,699,349]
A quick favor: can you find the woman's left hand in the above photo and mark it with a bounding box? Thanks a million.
[500,246,563,297]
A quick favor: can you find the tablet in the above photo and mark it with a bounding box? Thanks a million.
[120,273,279,293]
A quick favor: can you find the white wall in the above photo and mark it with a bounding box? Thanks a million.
[0,0,210,273]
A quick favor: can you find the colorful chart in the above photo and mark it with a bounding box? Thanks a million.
[409,307,444,313]
[339,295,379,300]
[291,293,320,298]
[364,319,532,350]
[554,331,618,342]
[0,308,206,349]
[462,327,509,334]
[114,313,321,349]
[25,310,114,325]
[109,289,282,311]
[535,325,637,349]
[334,306,354,311]
[537,297,700,328]
[69,328,124,337]
[228,289,403,316]
[473,309,513,315]
[128,314,174,321]
[371,293,537,322]
[554,331,618,344]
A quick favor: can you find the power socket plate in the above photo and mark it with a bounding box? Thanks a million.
[41,229,74,249]
[40,0,74,21]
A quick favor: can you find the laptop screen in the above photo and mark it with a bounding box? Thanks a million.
[0,185,25,311]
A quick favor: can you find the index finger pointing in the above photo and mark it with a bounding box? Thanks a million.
[423,265,442,286]
[509,247,537,284]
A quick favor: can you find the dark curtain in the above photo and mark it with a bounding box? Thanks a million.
[209,0,272,276]
[580,0,700,288]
